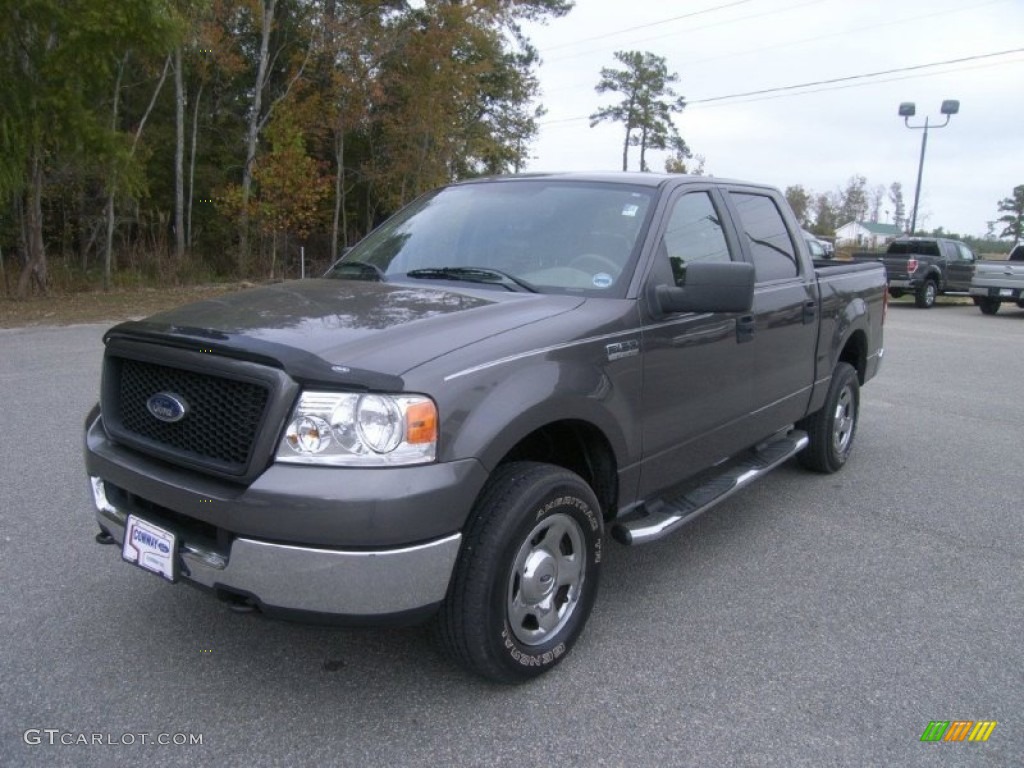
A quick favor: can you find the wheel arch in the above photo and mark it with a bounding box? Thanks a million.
[496,419,619,521]
[439,362,634,521]
[838,328,868,384]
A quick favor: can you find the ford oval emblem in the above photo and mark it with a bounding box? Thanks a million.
[146,392,189,423]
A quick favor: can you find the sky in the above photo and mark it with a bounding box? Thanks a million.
[519,0,1024,239]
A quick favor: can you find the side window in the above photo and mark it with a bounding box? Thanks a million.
[728,192,799,281]
[939,241,959,260]
[957,243,975,261]
[659,192,732,287]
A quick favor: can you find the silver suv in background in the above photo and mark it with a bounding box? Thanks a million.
[803,230,833,259]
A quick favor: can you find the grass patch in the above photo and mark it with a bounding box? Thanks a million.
[0,283,251,329]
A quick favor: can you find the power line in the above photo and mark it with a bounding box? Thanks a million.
[688,48,1024,104]
[537,0,1010,97]
[693,56,1024,108]
[536,48,1024,125]
[544,0,826,64]
[660,0,1009,74]
[541,0,755,52]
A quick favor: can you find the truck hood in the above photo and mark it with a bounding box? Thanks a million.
[106,279,585,383]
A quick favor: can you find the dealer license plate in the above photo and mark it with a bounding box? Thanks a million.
[122,516,178,582]
[999,288,1013,297]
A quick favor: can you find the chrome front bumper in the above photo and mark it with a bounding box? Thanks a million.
[91,476,461,618]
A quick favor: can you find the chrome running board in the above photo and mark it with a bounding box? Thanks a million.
[611,430,809,545]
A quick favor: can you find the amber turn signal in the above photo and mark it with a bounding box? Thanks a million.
[405,400,438,445]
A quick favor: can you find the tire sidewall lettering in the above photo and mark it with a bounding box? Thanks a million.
[533,492,602,566]
[535,493,600,531]
[501,626,566,667]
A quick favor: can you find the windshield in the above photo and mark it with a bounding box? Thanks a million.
[326,180,656,295]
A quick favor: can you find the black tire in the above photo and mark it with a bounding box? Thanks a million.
[977,297,1000,315]
[914,279,937,308]
[797,362,860,474]
[888,288,904,299]
[436,462,603,683]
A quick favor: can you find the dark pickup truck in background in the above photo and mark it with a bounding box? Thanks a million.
[854,236,976,308]
[85,173,886,682]
[969,243,1024,314]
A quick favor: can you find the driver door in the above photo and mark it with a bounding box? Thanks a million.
[638,187,754,499]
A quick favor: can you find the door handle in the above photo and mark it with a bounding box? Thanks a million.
[802,300,816,324]
[736,315,754,343]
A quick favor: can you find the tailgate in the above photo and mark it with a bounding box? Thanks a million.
[881,255,913,280]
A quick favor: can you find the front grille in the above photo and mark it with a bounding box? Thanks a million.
[114,358,270,474]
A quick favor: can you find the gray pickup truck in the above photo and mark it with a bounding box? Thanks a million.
[85,173,886,682]
[854,236,977,308]
[969,244,1024,314]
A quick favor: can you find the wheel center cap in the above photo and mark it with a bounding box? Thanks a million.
[520,550,557,603]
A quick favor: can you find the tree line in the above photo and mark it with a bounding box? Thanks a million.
[4,13,1021,300]
[787,177,1023,252]
[784,177,907,236]
[0,0,571,296]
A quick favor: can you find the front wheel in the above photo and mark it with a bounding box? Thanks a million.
[436,462,603,683]
[797,362,860,474]
[888,288,905,299]
[914,279,937,308]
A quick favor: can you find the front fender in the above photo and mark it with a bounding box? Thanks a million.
[440,357,637,477]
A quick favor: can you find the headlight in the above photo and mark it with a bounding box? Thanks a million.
[276,391,437,466]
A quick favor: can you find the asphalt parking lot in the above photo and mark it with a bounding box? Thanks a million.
[1,300,1021,767]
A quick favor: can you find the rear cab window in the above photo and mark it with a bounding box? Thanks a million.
[727,192,800,282]
[888,240,940,256]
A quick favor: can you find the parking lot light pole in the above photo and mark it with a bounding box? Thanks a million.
[899,100,959,235]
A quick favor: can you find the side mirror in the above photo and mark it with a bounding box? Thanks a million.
[655,261,755,314]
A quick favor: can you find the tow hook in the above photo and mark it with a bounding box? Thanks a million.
[220,591,258,614]
[95,529,116,545]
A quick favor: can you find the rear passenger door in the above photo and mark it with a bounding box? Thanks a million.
[722,189,819,439]
[946,242,976,291]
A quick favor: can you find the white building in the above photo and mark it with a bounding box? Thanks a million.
[834,221,904,249]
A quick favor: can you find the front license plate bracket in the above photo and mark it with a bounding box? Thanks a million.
[122,515,179,583]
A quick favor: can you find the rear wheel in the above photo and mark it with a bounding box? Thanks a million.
[797,362,860,474]
[436,462,602,683]
[976,297,1000,315]
[914,279,937,308]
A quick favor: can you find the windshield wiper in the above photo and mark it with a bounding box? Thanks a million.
[406,267,538,293]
